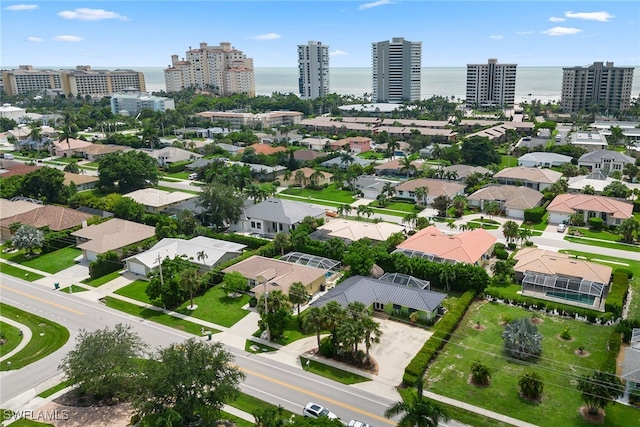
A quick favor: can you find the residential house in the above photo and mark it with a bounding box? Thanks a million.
[467,185,544,219]
[63,172,99,191]
[577,149,635,174]
[441,164,491,181]
[237,162,287,181]
[239,144,287,156]
[419,144,451,159]
[221,255,330,296]
[124,236,246,277]
[569,131,608,152]
[0,159,40,178]
[493,166,562,191]
[354,175,399,200]
[124,188,196,214]
[299,137,332,151]
[374,126,457,142]
[375,158,424,178]
[143,147,202,168]
[71,218,155,262]
[513,247,611,311]
[0,204,94,241]
[394,178,465,204]
[0,198,43,240]
[320,156,374,169]
[330,136,372,153]
[374,141,412,157]
[394,225,497,266]
[52,138,93,158]
[185,158,225,171]
[311,274,447,322]
[567,172,640,195]
[282,167,333,187]
[465,122,535,142]
[78,144,129,161]
[546,193,633,226]
[621,329,640,400]
[230,197,327,236]
[518,152,573,168]
[310,219,406,244]
[293,149,327,163]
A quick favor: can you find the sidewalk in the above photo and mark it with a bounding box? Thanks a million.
[0,316,33,362]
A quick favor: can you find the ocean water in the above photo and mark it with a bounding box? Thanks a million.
[29,66,640,104]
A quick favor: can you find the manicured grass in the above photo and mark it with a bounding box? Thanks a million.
[466,221,500,230]
[0,263,44,281]
[499,155,518,169]
[103,296,215,336]
[164,171,191,180]
[81,270,122,287]
[115,279,155,305]
[560,250,640,321]
[299,356,371,385]
[254,317,312,346]
[0,321,23,357]
[424,301,618,426]
[528,212,549,231]
[569,227,626,242]
[37,380,73,398]
[280,184,355,204]
[369,201,417,213]
[220,412,253,427]
[369,207,406,218]
[59,284,89,294]
[1,247,82,274]
[0,303,70,371]
[564,236,640,253]
[357,151,387,160]
[276,193,342,208]
[175,286,251,328]
[229,392,295,419]
[244,340,277,353]
[9,419,54,426]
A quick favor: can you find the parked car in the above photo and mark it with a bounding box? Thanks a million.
[188,173,198,180]
[557,223,566,233]
[348,420,372,427]
[303,402,338,420]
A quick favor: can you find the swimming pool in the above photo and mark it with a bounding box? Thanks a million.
[545,291,595,305]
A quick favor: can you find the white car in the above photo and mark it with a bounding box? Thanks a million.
[348,420,372,427]
[303,402,338,420]
[557,223,567,233]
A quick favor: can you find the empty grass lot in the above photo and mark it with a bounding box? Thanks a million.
[424,301,637,426]
[103,297,212,336]
[280,184,355,204]
[0,247,81,274]
[0,303,69,371]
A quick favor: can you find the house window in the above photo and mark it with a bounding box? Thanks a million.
[374,302,385,311]
[251,221,256,228]
[257,223,262,229]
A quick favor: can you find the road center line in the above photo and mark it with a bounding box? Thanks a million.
[0,284,84,316]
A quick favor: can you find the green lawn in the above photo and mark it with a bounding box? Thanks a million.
[164,171,191,180]
[0,303,70,371]
[466,221,500,230]
[369,201,417,213]
[424,301,624,426]
[528,212,549,231]
[255,316,312,346]
[569,227,626,242]
[498,155,518,169]
[0,247,82,274]
[114,279,155,305]
[0,321,23,357]
[81,270,122,287]
[8,419,54,426]
[229,392,295,419]
[59,284,89,294]
[103,296,213,336]
[357,151,387,160]
[276,193,342,208]
[369,207,406,218]
[175,286,251,328]
[0,263,44,281]
[560,250,640,321]
[299,356,371,385]
[37,380,73,398]
[564,236,640,253]
[245,340,277,353]
[280,184,355,204]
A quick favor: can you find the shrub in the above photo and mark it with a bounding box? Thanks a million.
[494,248,509,260]
[615,268,633,279]
[165,160,190,173]
[524,207,545,224]
[589,217,603,231]
[519,372,544,400]
[89,251,123,279]
[507,242,517,250]
[470,360,491,386]
[524,240,534,246]
[605,272,629,318]
[249,297,258,308]
[560,327,571,340]
[403,291,475,386]
[601,331,622,374]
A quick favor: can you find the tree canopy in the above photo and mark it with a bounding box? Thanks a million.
[98,151,159,193]
[460,136,501,166]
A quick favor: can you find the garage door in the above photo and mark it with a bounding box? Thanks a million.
[127,261,147,276]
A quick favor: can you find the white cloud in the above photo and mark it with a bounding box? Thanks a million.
[516,31,534,35]
[27,36,43,42]
[358,0,395,11]
[4,4,38,11]
[549,17,566,22]
[489,35,503,40]
[57,8,128,21]
[53,35,84,42]
[330,50,348,56]
[252,32,281,41]
[565,11,614,22]
[541,26,583,36]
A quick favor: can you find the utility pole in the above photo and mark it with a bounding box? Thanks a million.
[156,254,165,309]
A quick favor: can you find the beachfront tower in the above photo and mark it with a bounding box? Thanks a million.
[371,37,422,103]
[466,58,517,109]
[561,62,634,113]
[298,41,330,100]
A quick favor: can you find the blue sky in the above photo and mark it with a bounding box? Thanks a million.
[2,1,639,68]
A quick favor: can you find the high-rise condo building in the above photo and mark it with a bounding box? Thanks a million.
[372,37,421,103]
[466,58,517,108]
[298,41,330,100]
[561,62,634,113]
[2,65,146,97]
[164,42,255,96]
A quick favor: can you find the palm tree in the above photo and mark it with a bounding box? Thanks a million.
[414,186,428,206]
[321,301,346,347]
[581,184,596,195]
[518,227,533,248]
[438,264,456,291]
[273,232,292,256]
[288,281,308,316]
[383,181,396,198]
[470,360,491,386]
[361,316,382,364]
[384,384,449,427]
[387,140,401,159]
[399,156,416,179]
[446,221,457,235]
[483,201,500,220]
[618,218,640,243]
[182,268,201,311]
[502,220,520,244]
[282,169,293,184]
[340,152,355,168]
[294,169,307,187]
[28,120,43,153]
[308,169,325,188]
[357,205,374,221]
[302,306,325,348]
[337,204,352,217]
[519,372,544,400]
[196,250,208,267]
[58,110,77,155]
[402,212,418,230]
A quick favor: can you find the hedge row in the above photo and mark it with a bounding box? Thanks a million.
[601,331,622,374]
[402,290,476,387]
[524,206,545,223]
[209,232,271,250]
[605,272,629,318]
[484,286,616,323]
[165,160,191,173]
